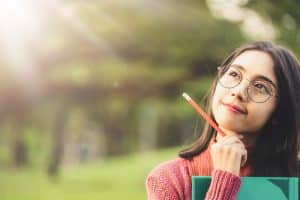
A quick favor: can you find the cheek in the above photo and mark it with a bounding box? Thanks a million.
[212,86,226,115]
[249,103,276,126]
[212,93,219,118]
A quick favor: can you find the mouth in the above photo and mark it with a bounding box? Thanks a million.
[221,101,247,115]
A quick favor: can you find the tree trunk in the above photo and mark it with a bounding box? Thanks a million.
[48,108,68,176]
[12,119,28,168]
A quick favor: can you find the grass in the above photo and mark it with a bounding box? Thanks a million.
[0,147,181,200]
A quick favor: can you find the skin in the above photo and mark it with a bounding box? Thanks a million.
[210,50,278,175]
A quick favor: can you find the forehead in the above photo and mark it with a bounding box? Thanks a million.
[231,50,276,83]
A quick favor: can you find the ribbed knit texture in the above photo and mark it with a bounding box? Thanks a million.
[205,170,241,200]
[146,143,251,200]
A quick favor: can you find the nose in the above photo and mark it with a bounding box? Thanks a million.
[229,80,249,101]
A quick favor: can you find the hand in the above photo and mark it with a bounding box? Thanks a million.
[211,135,247,176]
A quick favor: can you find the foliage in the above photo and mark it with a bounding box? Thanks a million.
[244,0,300,55]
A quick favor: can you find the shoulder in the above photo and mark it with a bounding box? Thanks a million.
[145,157,191,199]
[147,157,189,180]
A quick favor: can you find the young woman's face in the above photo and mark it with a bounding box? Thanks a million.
[212,50,278,134]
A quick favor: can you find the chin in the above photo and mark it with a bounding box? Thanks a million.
[222,124,245,133]
[218,120,261,134]
[215,117,245,133]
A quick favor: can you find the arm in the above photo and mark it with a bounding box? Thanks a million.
[205,170,242,200]
[205,135,246,200]
[145,159,189,200]
[146,167,241,200]
[146,174,180,200]
[146,134,246,200]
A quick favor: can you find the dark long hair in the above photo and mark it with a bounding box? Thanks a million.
[179,41,300,177]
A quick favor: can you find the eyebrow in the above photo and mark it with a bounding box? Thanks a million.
[229,64,278,89]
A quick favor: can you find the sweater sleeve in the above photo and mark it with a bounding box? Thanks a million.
[146,160,241,200]
[146,173,180,200]
[205,170,242,200]
[145,159,190,200]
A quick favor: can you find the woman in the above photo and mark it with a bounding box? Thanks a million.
[145,41,300,200]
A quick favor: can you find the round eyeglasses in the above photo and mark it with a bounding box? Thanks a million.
[217,66,279,103]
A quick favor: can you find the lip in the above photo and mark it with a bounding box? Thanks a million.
[221,101,247,115]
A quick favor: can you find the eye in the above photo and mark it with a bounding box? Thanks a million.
[229,71,238,77]
[253,81,271,94]
[225,69,240,79]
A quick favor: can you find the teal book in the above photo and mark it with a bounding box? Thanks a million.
[192,176,298,200]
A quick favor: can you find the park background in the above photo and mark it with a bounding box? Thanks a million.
[0,0,299,199]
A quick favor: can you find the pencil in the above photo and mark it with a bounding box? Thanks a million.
[182,92,225,137]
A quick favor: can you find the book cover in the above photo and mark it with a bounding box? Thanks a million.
[192,176,298,200]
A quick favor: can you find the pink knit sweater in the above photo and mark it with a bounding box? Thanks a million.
[145,144,251,200]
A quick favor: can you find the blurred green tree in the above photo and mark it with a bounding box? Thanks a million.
[0,1,247,170]
[244,0,300,55]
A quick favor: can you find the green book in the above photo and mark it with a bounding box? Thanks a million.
[192,176,298,200]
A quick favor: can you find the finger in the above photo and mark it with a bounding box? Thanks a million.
[231,146,247,166]
[211,143,223,162]
[217,135,244,146]
[238,134,244,139]
[241,149,248,166]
